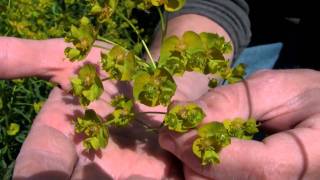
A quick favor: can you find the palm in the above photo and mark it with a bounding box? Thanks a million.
[14,83,180,179]
[11,39,181,179]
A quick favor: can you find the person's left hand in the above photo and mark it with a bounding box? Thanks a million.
[8,39,181,179]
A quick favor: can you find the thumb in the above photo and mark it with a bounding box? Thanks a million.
[159,129,267,179]
[13,88,79,179]
[13,125,77,179]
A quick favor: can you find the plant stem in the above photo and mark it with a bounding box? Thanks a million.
[96,36,149,68]
[93,44,109,50]
[97,36,120,47]
[104,119,116,126]
[101,77,111,81]
[116,12,157,69]
[137,111,166,115]
[157,7,167,44]
[135,119,159,134]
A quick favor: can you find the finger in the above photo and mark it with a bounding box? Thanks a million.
[0,37,112,92]
[184,165,209,180]
[198,69,320,131]
[0,37,67,79]
[160,129,267,179]
[13,88,78,179]
[161,123,320,179]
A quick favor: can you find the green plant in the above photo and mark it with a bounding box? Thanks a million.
[0,0,158,178]
[0,78,53,179]
[65,0,259,165]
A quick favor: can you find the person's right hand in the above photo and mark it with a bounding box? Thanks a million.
[159,69,320,180]
[0,37,111,91]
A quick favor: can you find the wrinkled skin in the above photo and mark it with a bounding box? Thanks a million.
[159,69,320,180]
[0,38,183,179]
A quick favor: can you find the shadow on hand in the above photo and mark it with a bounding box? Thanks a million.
[13,171,70,180]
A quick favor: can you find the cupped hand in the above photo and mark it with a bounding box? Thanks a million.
[10,40,181,179]
[13,82,182,180]
[159,69,320,180]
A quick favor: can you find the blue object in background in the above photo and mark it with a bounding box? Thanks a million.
[233,43,283,77]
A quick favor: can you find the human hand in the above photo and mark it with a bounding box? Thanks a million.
[9,41,182,179]
[13,83,181,179]
[0,37,111,91]
[159,69,320,180]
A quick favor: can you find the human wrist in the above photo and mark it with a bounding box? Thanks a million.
[150,14,234,60]
[149,14,233,100]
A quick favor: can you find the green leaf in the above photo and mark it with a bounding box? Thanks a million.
[164,103,205,132]
[244,118,259,135]
[206,59,229,75]
[208,78,218,88]
[198,122,230,149]
[101,46,136,81]
[192,138,220,165]
[108,0,119,10]
[182,31,204,54]
[7,123,20,136]
[198,122,227,139]
[82,83,102,101]
[33,101,44,113]
[202,148,220,165]
[227,63,246,84]
[71,77,83,96]
[164,0,185,12]
[134,68,176,106]
[223,118,258,140]
[151,0,164,6]
[84,137,100,150]
[159,36,180,63]
[65,48,81,61]
[107,94,134,127]
[64,17,96,61]
[90,2,103,14]
[186,52,207,73]
[192,138,203,159]
[106,109,134,127]
[75,109,109,151]
[200,32,232,54]
[133,71,151,101]
[0,97,3,110]
[71,64,103,106]
[122,52,136,81]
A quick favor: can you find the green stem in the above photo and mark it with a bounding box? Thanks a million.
[135,119,159,134]
[101,77,111,81]
[14,103,33,106]
[96,36,149,68]
[97,36,120,47]
[116,12,157,69]
[137,111,166,115]
[157,7,167,44]
[93,44,110,50]
[104,119,116,126]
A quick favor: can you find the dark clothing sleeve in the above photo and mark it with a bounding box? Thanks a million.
[168,0,251,58]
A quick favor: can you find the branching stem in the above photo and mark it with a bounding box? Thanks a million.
[116,12,157,69]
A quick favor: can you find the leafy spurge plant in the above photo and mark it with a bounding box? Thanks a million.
[64,0,259,166]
